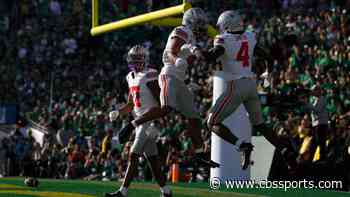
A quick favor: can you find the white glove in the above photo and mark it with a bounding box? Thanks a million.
[109,110,120,122]
[178,44,193,59]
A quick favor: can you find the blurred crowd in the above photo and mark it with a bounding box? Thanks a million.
[0,0,350,189]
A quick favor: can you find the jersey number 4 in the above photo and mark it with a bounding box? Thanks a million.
[130,86,141,107]
[236,41,249,67]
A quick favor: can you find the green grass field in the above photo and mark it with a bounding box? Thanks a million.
[0,178,349,197]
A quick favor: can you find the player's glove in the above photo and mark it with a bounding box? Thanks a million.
[178,44,202,65]
[118,122,135,144]
[178,44,192,59]
[109,110,120,122]
[190,46,204,60]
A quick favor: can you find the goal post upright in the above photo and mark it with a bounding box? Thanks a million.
[92,0,99,28]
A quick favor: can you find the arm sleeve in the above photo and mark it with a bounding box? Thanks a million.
[145,69,160,103]
[146,80,161,104]
[254,45,274,72]
[203,35,226,63]
[204,45,225,64]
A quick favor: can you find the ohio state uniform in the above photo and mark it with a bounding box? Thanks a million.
[162,26,195,81]
[214,31,256,80]
[126,68,159,117]
[126,68,159,156]
[208,31,263,126]
[159,26,199,119]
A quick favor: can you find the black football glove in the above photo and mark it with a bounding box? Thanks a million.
[118,122,135,144]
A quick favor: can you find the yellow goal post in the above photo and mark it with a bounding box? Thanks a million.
[90,0,218,37]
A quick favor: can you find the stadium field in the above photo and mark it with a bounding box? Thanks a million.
[0,178,349,197]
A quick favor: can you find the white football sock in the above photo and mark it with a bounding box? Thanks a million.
[160,186,171,194]
[119,187,128,196]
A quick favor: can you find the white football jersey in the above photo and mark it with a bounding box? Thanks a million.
[214,31,256,80]
[126,68,159,117]
[161,25,195,81]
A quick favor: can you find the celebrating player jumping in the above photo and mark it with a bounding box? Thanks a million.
[204,10,297,170]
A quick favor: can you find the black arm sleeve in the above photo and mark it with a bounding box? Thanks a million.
[254,45,274,72]
[203,45,225,64]
[146,80,161,104]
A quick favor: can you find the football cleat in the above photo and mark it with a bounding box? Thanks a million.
[194,152,220,168]
[161,191,172,197]
[239,142,254,170]
[24,177,39,187]
[105,190,126,197]
[118,123,135,144]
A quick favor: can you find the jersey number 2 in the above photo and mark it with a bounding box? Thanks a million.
[236,41,249,67]
[130,86,141,107]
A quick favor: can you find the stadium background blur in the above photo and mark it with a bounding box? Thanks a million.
[0,0,350,191]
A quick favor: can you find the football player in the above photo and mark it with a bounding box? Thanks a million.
[204,10,297,170]
[117,8,220,168]
[105,45,172,197]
